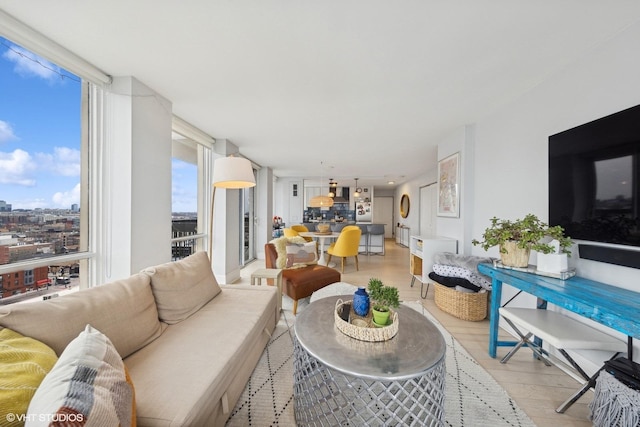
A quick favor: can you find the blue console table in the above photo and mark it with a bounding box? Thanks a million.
[477,263,640,359]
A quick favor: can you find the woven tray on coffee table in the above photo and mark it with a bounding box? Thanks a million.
[334,299,398,342]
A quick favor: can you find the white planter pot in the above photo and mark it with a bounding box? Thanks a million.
[537,253,568,273]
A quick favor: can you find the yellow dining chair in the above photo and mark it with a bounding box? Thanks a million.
[291,224,313,242]
[326,227,362,273]
[283,228,300,238]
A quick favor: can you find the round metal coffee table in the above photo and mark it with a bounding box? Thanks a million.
[293,295,446,426]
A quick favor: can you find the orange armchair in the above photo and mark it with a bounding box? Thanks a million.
[326,226,362,273]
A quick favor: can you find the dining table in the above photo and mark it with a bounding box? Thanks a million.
[298,231,340,266]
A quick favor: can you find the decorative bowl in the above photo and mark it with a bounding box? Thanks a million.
[316,223,331,233]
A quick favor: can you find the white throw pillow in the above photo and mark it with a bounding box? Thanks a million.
[285,241,318,268]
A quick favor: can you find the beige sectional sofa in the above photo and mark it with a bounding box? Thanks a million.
[0,251,279,426]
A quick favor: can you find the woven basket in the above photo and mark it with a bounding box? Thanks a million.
[433,282,487,321]
[334,299,399,342]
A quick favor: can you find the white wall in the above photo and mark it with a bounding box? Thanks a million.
[97,76,172,283]
[471,21,640,290]
[255,167,274,260]
[395,124,475,255]
[394,168,437,239]
[470,21,640,371]
[274,177,294,226]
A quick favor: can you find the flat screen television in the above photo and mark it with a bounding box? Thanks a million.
[549,104,640,255]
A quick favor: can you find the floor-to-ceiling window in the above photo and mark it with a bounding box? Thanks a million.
[170,129,210,260]
[0,37,92,303]
[171,134,198,259]
[240,174,256,265]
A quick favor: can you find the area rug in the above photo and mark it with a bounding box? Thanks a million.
[226,300,536,427]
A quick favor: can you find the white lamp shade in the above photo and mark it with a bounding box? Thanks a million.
[213,157,256,188]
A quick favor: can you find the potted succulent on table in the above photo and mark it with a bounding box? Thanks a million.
[367,278,400,327]
[471,213,572,268]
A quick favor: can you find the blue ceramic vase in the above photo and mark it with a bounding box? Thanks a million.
[353,287,370,317]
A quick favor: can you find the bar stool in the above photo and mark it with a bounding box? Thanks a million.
[357,224,368,254]
[331,223,347,232]
[367,224,385,255]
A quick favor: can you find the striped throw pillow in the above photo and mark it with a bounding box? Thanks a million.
[26,324,135,427]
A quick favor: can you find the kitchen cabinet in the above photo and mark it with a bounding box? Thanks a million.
[304,187,323,208]
[396,225,410,247]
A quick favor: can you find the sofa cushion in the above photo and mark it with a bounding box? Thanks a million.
[142,251,221,324]
[27,325,135,427]
[285,241,318,268]
[0,327,58,426]
[125,285,277,426]
[0,273,163,358]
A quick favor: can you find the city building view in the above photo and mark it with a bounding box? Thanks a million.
[0,202,81,302]
[0,203,198,304]
[0,37,198,304]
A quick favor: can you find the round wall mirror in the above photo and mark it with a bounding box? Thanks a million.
[400,194,410,218]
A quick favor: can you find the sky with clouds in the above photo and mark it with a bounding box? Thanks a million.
[0,38,81,210]
[0,38,197,212]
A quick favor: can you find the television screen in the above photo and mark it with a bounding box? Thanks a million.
[549,104,640,248]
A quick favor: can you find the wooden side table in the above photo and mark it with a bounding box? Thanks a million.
[250,268,283,313]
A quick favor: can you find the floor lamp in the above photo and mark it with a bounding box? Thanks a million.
[208,156,256,262]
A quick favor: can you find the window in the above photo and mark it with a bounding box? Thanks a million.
[170,131,209,259]
[0,37,89,303]
[240,180,256,266]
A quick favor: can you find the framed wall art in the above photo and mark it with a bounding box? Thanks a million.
[437,152,460,217]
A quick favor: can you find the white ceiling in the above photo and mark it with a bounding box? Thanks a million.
[2,1,640,189]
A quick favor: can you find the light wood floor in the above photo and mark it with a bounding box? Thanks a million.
[238,240,594,427]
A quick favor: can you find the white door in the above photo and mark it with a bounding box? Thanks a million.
[419,183,437,236]
[289,181,303,224]
[373,196,394,238]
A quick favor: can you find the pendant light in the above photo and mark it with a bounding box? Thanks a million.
[328,179,337,198]
[354,178,361,198]
[309,162,334,208]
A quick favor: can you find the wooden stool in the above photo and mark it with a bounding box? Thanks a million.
[251,268,283,313]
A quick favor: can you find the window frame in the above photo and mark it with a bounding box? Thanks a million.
[0,35,94,293]
[170,122,214,258]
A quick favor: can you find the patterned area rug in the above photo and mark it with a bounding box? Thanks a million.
[226,299,536,427]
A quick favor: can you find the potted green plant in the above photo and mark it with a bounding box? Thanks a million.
[367,278,400,326]
[472,214,572,267]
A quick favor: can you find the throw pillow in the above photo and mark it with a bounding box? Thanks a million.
[285,241,318,268]
[270,236,308,269]
[26,324,135,427]
[142,251,221,324]
[0,273,163,359]
[0,327,58,427]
